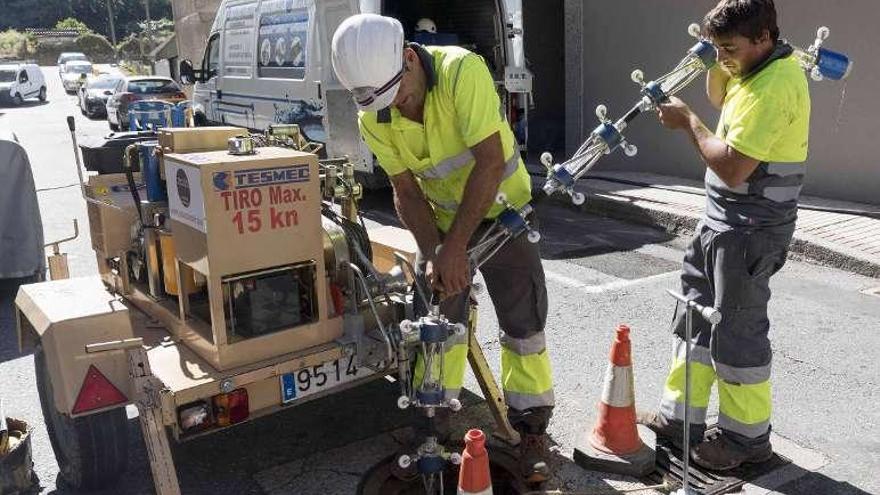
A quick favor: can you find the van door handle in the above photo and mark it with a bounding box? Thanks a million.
[217,89,222,100]
[316,82,322,100]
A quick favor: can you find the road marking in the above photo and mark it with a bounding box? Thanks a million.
[545,269,678,293]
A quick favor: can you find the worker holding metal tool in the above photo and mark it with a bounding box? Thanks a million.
[332,14,555,482]
[639,0,811,471]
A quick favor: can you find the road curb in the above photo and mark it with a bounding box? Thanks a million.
[541,188,880,279]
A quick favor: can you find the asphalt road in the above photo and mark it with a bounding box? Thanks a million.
[0,68,878,495]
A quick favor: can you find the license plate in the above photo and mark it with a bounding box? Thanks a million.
[280,353,372,404]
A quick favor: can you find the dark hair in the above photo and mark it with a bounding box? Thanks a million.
[704,0,779,42]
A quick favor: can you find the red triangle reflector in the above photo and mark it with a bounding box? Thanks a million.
[72,365,128,415]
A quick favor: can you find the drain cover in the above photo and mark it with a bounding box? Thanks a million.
[643,429,792,495]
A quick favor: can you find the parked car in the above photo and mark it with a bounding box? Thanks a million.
[105,76,187,131]
[61,61,93,93]
[78,74,121,117]
[0,63,47,105]
[57,52,89,76]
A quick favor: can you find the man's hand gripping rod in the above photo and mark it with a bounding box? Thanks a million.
[392,195,539,480]
[541,23,717,205]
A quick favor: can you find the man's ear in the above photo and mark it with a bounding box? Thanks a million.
[403,47,419,69]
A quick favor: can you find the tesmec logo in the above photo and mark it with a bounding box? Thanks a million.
[212,165,310,191]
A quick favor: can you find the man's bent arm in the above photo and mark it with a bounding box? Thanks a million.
[390,171,442,258]
[444,132,507,249]
[684,113,761,188]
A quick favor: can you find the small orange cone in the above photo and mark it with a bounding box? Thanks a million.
[574,324,655,476]
[458,429,493,495]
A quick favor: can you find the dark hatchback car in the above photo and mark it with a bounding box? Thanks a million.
[105,76,187,131]
[78,74,122,117]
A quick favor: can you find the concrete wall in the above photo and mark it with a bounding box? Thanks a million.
[564,0,879,205]
[171,0,222,70]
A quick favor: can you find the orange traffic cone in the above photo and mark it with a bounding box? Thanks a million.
[574,324,655,476]
[458,429,493,495]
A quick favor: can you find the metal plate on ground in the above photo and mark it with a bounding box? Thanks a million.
[643,431,792,495]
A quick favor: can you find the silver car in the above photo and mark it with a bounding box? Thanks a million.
[78,74,121,117]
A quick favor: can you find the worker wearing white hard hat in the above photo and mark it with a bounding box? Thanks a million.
[414,17,437,33]
[332,14,555,484]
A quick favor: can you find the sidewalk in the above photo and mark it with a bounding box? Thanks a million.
[531,170,880,278]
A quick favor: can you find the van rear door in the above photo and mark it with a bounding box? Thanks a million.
[314,0,372,171]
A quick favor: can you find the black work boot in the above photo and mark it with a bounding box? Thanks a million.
[691,431,773,471]
[518,430,550,484]
[636,409,704,449]
[510,406,553,484]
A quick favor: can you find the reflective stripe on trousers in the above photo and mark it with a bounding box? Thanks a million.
[412,330,555,412]
[501,331,555,411]
[660,331,773,438]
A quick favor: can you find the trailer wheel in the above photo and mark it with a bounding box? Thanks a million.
[34,346,129,489]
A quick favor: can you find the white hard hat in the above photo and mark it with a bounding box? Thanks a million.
[331,14,405,112]
[415,18,437,34]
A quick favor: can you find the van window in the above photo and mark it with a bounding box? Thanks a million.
[223,2,257,77]
[257,5,308,80]
[204,33,221,79]
[19,71,28,83]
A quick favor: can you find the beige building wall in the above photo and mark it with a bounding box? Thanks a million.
[564,0,878,205]
[171,0,222,70]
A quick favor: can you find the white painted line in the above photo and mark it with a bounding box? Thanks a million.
[545,269,678,294]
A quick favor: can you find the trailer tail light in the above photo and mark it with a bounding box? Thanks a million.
[72,365,128,415]
[212,388,249,427]
[178,400,213,432]
[172,91,187,100]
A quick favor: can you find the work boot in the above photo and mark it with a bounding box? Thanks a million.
[519,432,550,484]
[691,432,773,471]
[636,409,703,449]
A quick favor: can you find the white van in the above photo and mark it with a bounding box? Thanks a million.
[0,63,47,105]
[180,0,531,184]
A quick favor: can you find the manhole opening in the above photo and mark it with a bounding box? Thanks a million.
[357,444,526,495]
[642,428,792,495]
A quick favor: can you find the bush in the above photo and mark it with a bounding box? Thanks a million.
[116,35,146,61]
[77,33,115,63]
[55,18,92,35]
[0,29,28,60]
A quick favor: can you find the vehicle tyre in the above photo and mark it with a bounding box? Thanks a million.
[193,111,207,127]
[13,93,23,105]
[38,86,47,102]
[34,345,129,489]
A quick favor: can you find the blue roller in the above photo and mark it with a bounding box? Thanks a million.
[550,164,575,188]
[688,40,717,69]
[417,455,446,474]
[416,389,444,406]
[498,209,527,235]
[419,322,448,344]
[816,47,852,80]
[642,81,668,106]
[137,141,166,202]
[595,122,623,151]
